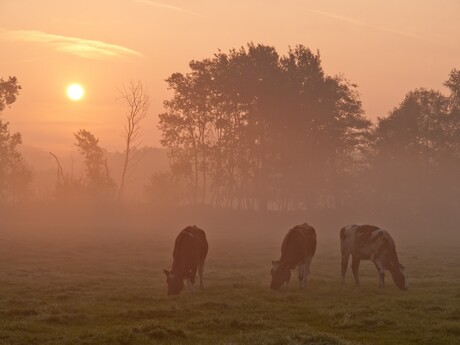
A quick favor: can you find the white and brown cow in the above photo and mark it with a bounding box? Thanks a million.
[163,225,208,295]
[271,223,317,290]
[340,224,408,290]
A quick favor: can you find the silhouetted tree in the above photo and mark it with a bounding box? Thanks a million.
[443,69,460,158]
[159,59,216,205]
[371,70,460,217]
[0,77,21,113]
[74,129,115,198]
[159,43,371,210]
[277,46,370,209]
[374,89,450,174]
[445,68,460,111]
[0,121,32,201]
[0,77,31,202]
[118,81,150,200]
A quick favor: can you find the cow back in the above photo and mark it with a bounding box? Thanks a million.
[172,226,208,274]
[354,225,399,264]
[280,223,317,268]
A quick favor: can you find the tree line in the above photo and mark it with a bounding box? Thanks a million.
[1,43,459,218]
[155,43,460,215]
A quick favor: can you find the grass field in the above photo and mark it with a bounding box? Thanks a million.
[1,224,459,345]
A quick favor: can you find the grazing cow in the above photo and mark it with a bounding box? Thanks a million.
[340,224,408,290]
[271,223,317,290]
[163,225,208,295]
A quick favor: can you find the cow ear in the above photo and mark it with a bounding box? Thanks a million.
[163,269,170,276]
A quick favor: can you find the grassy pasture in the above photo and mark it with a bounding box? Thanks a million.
[0,225,459,345]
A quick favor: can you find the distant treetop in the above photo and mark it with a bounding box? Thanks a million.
[0,76,21,114]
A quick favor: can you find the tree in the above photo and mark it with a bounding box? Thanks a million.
[371,76,460,216]
[0,76,31,202]
[277,46,370,209]
[444,68,460,111]
[0,76,21,113]
[0,121,31,201]
[117,81,150,200]
[374,89,450,172]
[158,43,371,210]
[159,59,216,205]
[74,129,115,198]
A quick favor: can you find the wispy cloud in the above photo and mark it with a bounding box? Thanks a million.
[308,8,429,43]
[1,29,142,60]
[135,0,203,17]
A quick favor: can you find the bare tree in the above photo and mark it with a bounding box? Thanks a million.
[49,152,64,184]
[118,81,150,200]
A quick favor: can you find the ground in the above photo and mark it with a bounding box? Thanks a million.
[0,227,459,345]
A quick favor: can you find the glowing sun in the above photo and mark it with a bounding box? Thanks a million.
[67,83,84,101]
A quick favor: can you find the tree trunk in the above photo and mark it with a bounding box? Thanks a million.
[117,140,130,200]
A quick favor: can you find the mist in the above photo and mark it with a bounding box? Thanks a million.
[1,43,460,344]
[2,44,459,241]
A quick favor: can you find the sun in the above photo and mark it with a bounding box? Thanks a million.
[67,83,84,101]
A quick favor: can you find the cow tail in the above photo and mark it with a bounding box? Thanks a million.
[340,227,347,242]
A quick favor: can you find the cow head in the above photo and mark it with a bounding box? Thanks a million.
[163,269,184,295]
[270,260,291,290]
[389,264,409,290]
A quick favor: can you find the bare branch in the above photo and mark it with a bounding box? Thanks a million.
[117,80,150,200]
[49,151,65,184]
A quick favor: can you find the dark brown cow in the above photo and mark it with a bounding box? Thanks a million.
[340,224,408,290]
[163,225,208,295]
[271,223,317,290]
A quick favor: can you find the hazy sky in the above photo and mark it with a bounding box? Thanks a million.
[1,0,459,152]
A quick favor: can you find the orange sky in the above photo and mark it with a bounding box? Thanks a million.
[1,0,459,152]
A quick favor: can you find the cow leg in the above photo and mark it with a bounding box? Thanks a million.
[184,270,195,294]
[298,263,306,288]
[351,256,361,287]
[373,259,385,288]
[341,252,350,285]
[198,259,205,290]
[299,257,312,289]
[304,256,312,287]
[186,280,195,293]
[189,266,198,293]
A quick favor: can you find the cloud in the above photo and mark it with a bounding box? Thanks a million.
[135,0,203,17]
[1,29,142,60]
[308,8,428,43]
